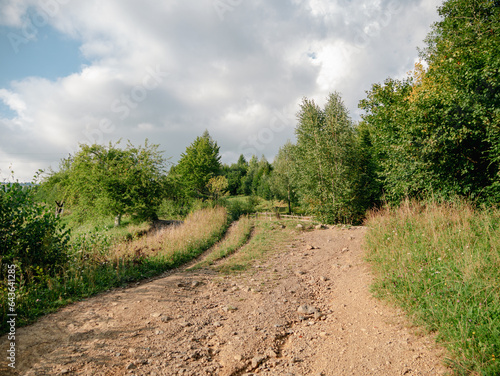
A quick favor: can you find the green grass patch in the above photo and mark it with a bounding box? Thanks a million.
[60,214,152,244]
[216,220,300,274]
[0,207,229,334]
[365,200,500,375]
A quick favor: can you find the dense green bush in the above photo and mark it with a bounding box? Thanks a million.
[0,183,70,284]
[221,196,258,221]
[360,0,500,204]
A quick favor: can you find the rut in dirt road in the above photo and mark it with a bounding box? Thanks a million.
[0,225,450,376]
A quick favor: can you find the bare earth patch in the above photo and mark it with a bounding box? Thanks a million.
[1,226,450,376]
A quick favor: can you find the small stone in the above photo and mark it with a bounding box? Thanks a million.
[297,305,318,315]
[213,321,223,327]
[176,282,184,288]
[155,329,164,335]
[296,224,304,230]
[151,312,161,318]
[267,349,278,358]
[251,355,267,368]
[191,281,201,288]
[160,315,171,323]
[341,247,349,253]
[126,362,136,370]
[60,369,70,375]
[295,271,306,276]
[314,311,324,320]
[234,354,243,361]
[320,332,328,337]
[319,276,328,282]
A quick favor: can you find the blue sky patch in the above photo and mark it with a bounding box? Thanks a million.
[0,25,87,88]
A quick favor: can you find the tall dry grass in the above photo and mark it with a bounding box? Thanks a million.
[1,207,229,335]
[114,206,228,263]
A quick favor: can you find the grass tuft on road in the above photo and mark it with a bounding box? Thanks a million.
[365,200,500,376]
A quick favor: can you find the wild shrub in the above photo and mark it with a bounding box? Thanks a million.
[0,183,69,284]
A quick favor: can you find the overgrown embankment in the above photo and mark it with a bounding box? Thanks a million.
[365,201,500,375]
[0,206,229,334]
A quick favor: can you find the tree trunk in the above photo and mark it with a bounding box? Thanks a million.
[114,213,122,227]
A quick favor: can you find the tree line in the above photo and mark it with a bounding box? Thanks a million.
[2,0,498,287]
[36,0,499,226]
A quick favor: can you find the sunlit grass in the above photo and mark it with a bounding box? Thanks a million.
[216,220,301,274]
[365,200,500,375]
[189,215,254,269]
[0,207,229,334]
[113,206,228,262]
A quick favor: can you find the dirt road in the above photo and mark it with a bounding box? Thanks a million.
[1,225,450,375]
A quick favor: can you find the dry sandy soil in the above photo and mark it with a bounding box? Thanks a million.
[0,225,451,376]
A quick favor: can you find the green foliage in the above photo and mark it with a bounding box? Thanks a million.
[158,198,191,220]
[293,93,367,224]
[39,140,166,224]
[0,183,69,283]
[0,207,229,334]
[222,154,249,195]
[174,130,222,199]
[221,195,258,221]
[366,201,500,375]
[207,175,229,201]
[270,141,298,214]
[360,0,500,203]
[354,122,382,209]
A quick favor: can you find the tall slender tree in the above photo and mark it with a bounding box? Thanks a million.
[271,141,297,214]
[294,93,363,223]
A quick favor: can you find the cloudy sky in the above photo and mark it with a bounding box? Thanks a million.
[0,0,442,181]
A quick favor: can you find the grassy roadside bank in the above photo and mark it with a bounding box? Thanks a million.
[0,207,229,334]
[365,201,500,375]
